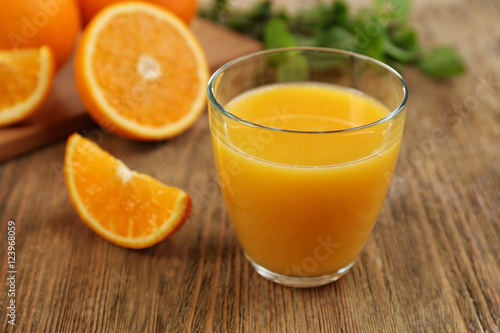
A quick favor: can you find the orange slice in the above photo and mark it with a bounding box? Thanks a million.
[0,46,55,127]
[74,2,209,140]
[64,133,192,249]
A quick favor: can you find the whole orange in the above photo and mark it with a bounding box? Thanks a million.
[78,0,198,25]
[0,0,81,70]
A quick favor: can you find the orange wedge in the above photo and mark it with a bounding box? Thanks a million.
[0,46,55,127]
[64,133,192,249]
[74,2,209,140]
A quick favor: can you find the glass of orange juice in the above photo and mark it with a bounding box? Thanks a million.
[208,48,408,287]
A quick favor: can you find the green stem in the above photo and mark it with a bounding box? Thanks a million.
[383,38,420,63]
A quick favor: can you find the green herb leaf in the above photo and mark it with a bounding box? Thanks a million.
[293,33,317,47]
[351,13,386,61]
[263,18,296,49]
[277,54,310,82]
[384,39,420,62]
[293,1,350,35]
[389,25,418,49]
[251,1,273,22]
[419,46,466,78]
[317,26,356,51]
[332,1,350,28]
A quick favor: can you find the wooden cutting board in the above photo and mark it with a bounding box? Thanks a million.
[0,18,262,162]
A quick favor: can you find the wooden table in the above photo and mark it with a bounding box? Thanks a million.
[1,1,499,332]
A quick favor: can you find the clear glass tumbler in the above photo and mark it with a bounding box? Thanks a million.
[207,47,408,287]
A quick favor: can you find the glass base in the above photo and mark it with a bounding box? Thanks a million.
[247,256,355,288]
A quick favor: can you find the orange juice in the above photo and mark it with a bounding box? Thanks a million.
[211,83,404,277]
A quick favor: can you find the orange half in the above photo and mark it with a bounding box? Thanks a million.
[0,46,55,127]
[74,2,209,140]
[64,133,192,248]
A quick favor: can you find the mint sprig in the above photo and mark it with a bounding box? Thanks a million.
[200,0,466,79]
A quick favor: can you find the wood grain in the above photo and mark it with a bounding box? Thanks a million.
[1,1,499,332]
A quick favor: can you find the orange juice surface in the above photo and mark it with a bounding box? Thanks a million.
[211,83,404,277]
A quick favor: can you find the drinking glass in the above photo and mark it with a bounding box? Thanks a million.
[207,47,408,287]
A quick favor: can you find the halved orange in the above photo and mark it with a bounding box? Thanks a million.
[74,2,209,140]
[0,46,55,127]
[64,133,192,249]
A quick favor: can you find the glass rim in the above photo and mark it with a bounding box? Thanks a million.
[207,47,409,134]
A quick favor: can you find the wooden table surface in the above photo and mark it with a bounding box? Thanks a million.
[1,0,499,332]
